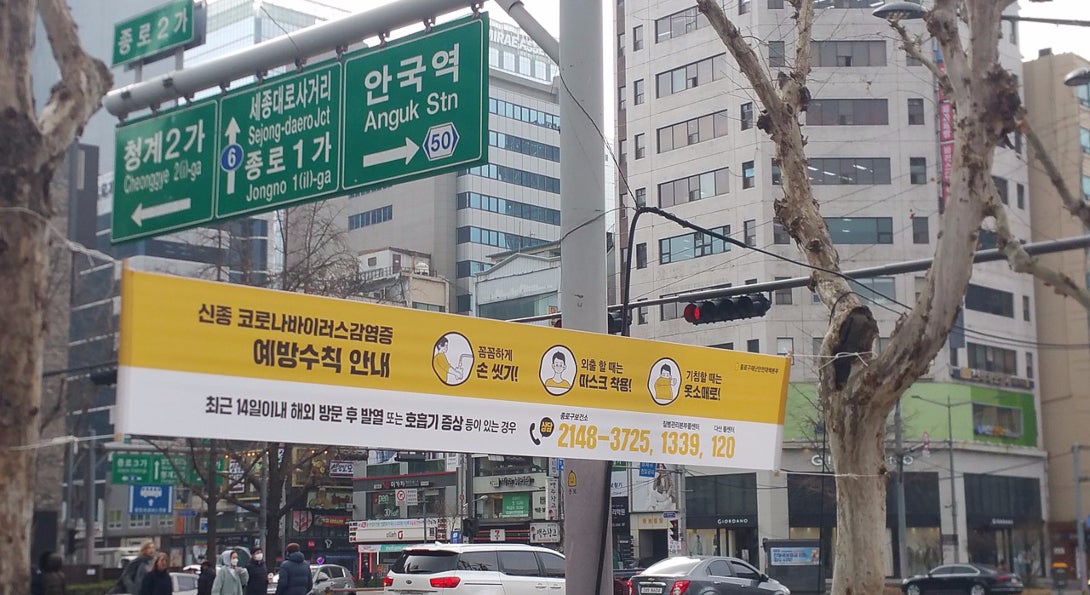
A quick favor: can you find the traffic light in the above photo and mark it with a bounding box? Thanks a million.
[550,313,626,334]
[683,293,771,325]
[669,519,679,541]
[462,518,479,540]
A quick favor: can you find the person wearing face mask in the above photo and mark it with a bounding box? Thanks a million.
[211,550,247,595]
[243,548,268,595]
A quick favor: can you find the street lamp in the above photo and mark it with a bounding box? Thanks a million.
[872,1,926,21]
[910,395,970,564]
[1064,68,1090,88]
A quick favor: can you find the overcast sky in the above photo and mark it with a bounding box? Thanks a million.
[1017,0,1090,61]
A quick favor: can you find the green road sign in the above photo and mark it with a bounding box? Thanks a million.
[111,452,225,485]
[113,0,195,67]
[112,100,217,243]
[216,63,342,218]
[341,15,488,190]
[110,14,488,244]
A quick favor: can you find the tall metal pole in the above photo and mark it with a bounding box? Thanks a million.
[84,434,96,565]
[678,467,688,556]
[947,395,960,564]
[895,400,909,578]
[559,0,609,594]
[1075,444,1087,592]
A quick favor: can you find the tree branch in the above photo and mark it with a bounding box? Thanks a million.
[35,0,112,170]
[1018,109,1090,228]
[890,21,950,97]
[0,2,37,126]
[697,0,785,117]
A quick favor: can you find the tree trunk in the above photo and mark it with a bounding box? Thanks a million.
[207,442,219,563]
[0,183,50,595]
[265,444,286,563]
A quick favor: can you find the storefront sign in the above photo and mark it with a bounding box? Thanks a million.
[117,269,791,470]
[502,493,531,517]
[329,460,354,477]
[530,522,561,543]
[687,514,757,528]
[612,497,631,533]
[769,546,820,566]
[491,475,535,488]
[950,366,1034,390]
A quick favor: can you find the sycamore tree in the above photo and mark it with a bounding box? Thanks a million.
[0,1,111,591]
[695,0,1082,592]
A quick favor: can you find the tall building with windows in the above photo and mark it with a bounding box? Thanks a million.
[616,0,1043,578]
[1024,48,1090,574]
[330,20,562,313]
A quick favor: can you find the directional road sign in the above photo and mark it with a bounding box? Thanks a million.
[112,100,217,242]
[111,14,488,244]
[111,451,224,484]
[113,0,196,67]
[129,484,175,515]
[341,16,487,190]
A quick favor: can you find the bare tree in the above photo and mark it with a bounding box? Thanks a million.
[695,0,1038,591]
[0,1,111,590]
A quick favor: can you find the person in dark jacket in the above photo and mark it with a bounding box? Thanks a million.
[41,552,66,595]
[196,560,216,595]
[31,550,52,595]
[274,543,312,595]
[118,541,157,594]
[244,548,269,595]
[139,552,173,595]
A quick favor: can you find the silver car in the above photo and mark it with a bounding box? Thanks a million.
[309,564,356,595]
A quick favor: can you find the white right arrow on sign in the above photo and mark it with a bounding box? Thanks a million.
[362,137,419,167]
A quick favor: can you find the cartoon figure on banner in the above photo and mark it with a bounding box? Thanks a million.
[539,345,576,396]
[433,332,474,386]
[647,357,681,405]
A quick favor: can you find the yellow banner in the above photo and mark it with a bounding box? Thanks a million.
[121,269,788,421]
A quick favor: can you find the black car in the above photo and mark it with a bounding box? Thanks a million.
[627,556,790,595]
[901,563,1023,595]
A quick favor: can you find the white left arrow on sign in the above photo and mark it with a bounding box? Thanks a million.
[362,137,419,167]
[132,198,192,226]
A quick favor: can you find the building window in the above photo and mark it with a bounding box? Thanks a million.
[740,0,751,14]
[744,219,756,246]
[635,133,646,159]
[634,79,645,105]
[747,339,760,353]
[769,41,785,67]
[661,302,682,321]
[905,50,922,67]
[1083,175,1090,199]
[711,342,735,350]
[967,343,1017,375]
[912,215,929,244]
[993,176,1009,204]
[655,6,708,43]
[461,163,560,193]
[741,102,754,130]
[456,294,471,313]
[617,32,625,57]
[637,304,648,325]
[806,99,889,126]
[657,110,730,153]
[972,402,1023,438]
[347,205,393,230]
[129,514,151,529]
[1077,82,1090,107]
[742,161,756,189]
[771,159,781,185]
[965,283,1015,318]
[618,85,626,111]
[635,187,647,208]
[1022,295,1031,321]
[776,337,793,356]
[824,217,893,244]
[812,337,823,355]
[808,158,891,185]
[1026,352,1034,379]
[907,98,925,125]
[811,40,886,67]
[656,55,728,98]
[456,226,551,251]
[633,25,644,51]
[978,228,998,249]
[773,221,791,244]
[107,510,123,530]
[412,302,445,312]
[488,97,560,130]
[768,0,784,7]
[488,131,560,162]
[1081,128,1090,154]
[658,167,731,207]
[458,192,560,225]
[850,277,896,304]
[619,139,627,164]
[914,276,926,302]
[774,277,793,305]
[456,260,491,277]
[659,226,731,264]
[633,243,648,269]
[909,157,927,184]
[1016,183,1025,209]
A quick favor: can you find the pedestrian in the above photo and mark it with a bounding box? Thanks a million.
[274,543,312,595]
[113,541,156,594]
[139,552,173,595]
[31,550,52,595]
[244,548,269,595]
[212,550,247,595]
[196,560,216,595]
[41,552,66,595]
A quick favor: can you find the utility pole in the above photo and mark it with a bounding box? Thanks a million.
[894,400,909,578]
[947,394,960,564]
[678,467,688,556]
[83,432,96,565]
[557,1,609,594]
[1075,444,1087,593]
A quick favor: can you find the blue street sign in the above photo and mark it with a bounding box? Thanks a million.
[450,529,462,544]
[556,459,564,473]
[662,511,678,519]
[177,508,197,517]
[129,484,174,515]
[639,462,656,478]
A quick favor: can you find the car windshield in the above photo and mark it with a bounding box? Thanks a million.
[642,558,702,576]
[392,551,459,574]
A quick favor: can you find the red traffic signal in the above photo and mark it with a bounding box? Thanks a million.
[683,294,771,325]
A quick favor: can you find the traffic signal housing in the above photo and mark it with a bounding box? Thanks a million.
[669,519,679,540]
[551,312,627,334]
[683,293,771,325]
